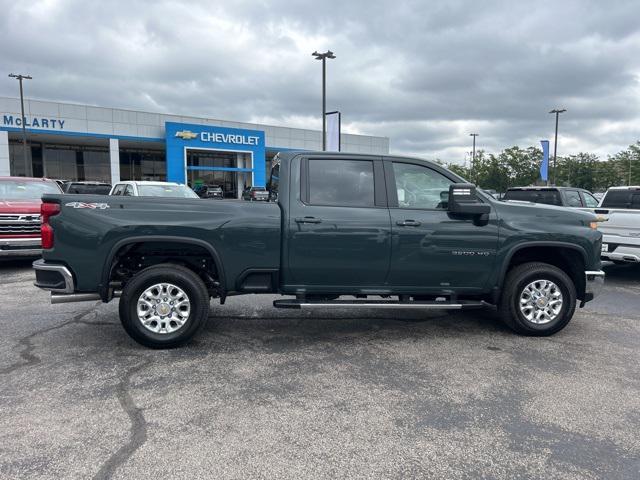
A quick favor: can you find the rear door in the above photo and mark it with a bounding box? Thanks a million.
[286,155,391,289]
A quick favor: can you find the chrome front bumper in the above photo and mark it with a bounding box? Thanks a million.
[0,237,41,257]
[585,270,605,300]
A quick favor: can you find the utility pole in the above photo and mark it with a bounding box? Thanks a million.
[469,133,479,183]
[549,109,566,185]
[312,51,336,151]
[8,73,33,176]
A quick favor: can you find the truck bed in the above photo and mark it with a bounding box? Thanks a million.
[41,194,282,292]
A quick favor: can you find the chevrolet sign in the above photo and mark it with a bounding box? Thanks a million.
[174,130,198,140]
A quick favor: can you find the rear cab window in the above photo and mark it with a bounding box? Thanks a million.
[503,189,563,206]
[601,190,640,209]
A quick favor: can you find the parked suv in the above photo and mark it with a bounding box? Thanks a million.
[0,177,62,257]
[242,186,269,201]
[193,184,224,199]
[503,187,600,208]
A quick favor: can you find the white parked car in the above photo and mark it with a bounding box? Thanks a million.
[594,186,640,264]
[109,181,199,198]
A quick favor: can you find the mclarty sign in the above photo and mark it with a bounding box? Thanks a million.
[2,115,66,129]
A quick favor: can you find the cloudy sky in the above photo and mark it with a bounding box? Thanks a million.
[1,0,639,163]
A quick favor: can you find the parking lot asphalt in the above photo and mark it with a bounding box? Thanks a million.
[0,260,639,480]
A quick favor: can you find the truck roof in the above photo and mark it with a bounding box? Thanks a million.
[506,186,589,191]
[114,181,183,186]
[0,176,58,183]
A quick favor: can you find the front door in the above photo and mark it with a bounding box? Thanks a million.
[285,156,391,290]
[385,159,499,292]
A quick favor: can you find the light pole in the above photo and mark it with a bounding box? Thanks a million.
[470,133,479,183]
[8,73,33,176]
[312,50,336,151]
[549,108,566,185]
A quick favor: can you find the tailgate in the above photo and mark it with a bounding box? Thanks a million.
[594,208,640,245]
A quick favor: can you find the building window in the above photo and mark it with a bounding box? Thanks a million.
[9,140,109,182]
[119,149,166,181]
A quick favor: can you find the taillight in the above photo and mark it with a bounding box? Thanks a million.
[41,202,60,249]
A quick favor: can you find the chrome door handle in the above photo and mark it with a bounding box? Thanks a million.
[396,220,421,227]
[295,217,322,224]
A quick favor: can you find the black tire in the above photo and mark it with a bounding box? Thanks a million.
[118,264,210,348]
[499,262,576,336]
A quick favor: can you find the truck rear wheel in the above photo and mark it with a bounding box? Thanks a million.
[118,264,210,348]
[499,262,576,336]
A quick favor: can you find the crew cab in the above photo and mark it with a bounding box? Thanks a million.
[594,186,640,264]
[33,152,604,348]
[0,176,62,257]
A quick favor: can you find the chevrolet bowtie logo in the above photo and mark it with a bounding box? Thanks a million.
[174,130,198,140]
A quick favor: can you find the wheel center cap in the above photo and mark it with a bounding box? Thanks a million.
[157,303,171,316]
[536,297,548,308]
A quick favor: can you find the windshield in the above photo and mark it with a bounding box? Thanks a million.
[0,180,61,200]
[136,184,198,198]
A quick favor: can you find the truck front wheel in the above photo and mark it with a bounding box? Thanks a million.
[499,262,577,336]
[118,264,210,348]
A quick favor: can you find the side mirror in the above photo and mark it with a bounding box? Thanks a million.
[448,183,491,216]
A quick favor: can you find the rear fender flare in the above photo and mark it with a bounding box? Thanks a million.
[100,236,226,300]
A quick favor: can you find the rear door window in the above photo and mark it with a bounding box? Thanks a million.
[307,159,375,207]
[564,190,583,207]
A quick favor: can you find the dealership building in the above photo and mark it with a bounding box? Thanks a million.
[0,96,389,198]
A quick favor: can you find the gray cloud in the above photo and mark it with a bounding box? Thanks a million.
[1,0,639,163]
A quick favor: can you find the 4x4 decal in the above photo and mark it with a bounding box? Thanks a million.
[65,202,110,210]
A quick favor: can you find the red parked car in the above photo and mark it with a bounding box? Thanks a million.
[0,177,62,257]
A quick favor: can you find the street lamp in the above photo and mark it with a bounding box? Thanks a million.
[312,50,336,151]
[549,108,566,185]
[469,133,479,182]
[8,73,33,176]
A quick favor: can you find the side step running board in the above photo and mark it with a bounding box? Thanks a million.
[273,299,487,310]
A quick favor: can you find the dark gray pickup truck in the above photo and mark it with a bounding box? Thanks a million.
[34,151,604,348]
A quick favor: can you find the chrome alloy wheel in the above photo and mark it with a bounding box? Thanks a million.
[136,283,191,334]
[519,279,563,325]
